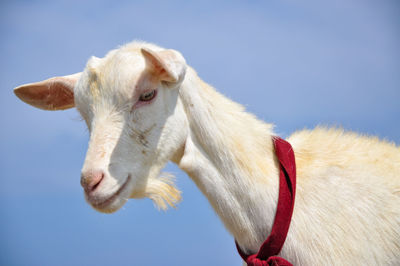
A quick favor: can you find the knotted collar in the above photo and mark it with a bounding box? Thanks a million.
[235,137,296,266]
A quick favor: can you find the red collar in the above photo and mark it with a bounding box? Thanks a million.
[235,137,296,266]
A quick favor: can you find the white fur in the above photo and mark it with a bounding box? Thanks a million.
[14,41,400,265]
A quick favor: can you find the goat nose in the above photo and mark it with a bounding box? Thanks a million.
[81,170,104,193]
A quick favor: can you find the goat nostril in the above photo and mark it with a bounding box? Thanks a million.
[81,170,105,193]
[90,174,103,191]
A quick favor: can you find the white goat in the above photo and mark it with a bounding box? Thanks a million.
[14,41,400,265]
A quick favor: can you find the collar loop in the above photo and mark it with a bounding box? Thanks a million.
[235,137,296,266]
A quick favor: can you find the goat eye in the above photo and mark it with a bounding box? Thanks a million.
[139,90,156,102]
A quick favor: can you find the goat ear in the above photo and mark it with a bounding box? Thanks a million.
[14,73,81,111]
[141,48,186,84]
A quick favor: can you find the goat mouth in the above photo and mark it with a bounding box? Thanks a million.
[88,175,132,210]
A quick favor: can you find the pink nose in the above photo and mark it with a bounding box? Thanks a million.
[81,170,104,193]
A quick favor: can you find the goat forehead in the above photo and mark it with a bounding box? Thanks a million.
[81,52,148,100]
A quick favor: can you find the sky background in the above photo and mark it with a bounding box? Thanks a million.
[0,1,399,265]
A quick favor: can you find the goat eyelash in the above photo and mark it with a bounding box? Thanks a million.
[139,89,157,102]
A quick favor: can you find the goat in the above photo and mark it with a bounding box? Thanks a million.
[14,41,400,265]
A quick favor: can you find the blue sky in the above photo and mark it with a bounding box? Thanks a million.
[1,1,399,265]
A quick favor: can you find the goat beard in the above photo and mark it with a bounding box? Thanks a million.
[141,173,182,210]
